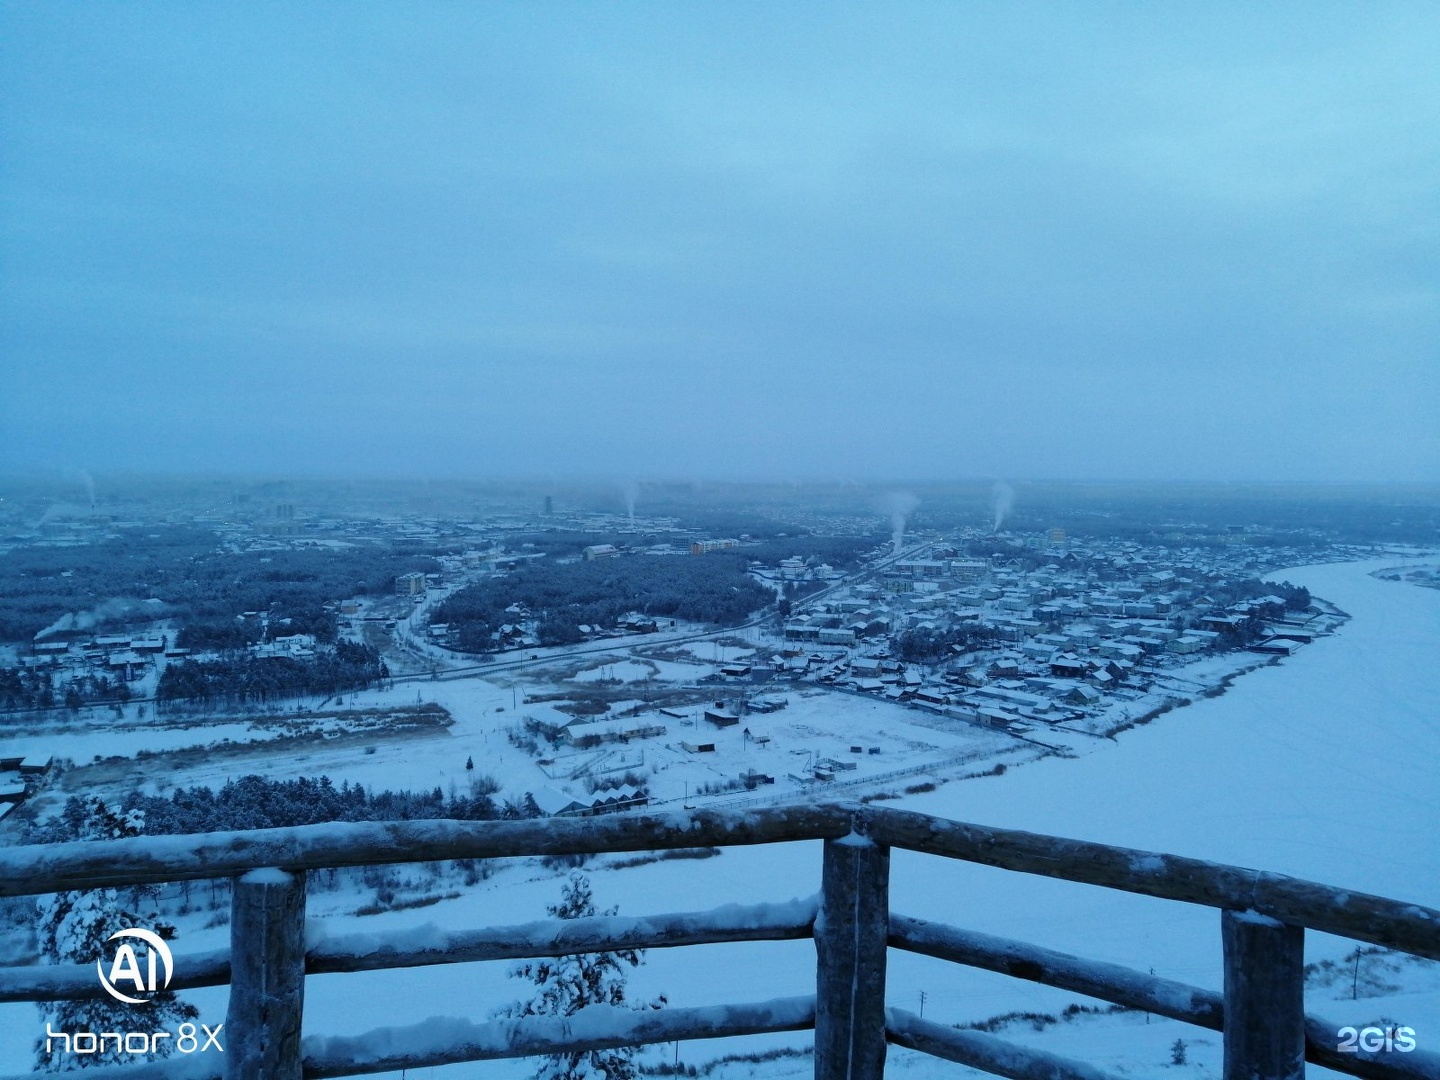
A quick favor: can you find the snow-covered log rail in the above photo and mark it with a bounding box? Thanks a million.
[886,1007,1129,1080]
[890,914,1227,1029]
[307,896,819,974]
[3,802,1437,1080]
[870,807,1440,960]
[0,947,232,1002]
[889,915,1440,1080]
[302,996,818,1078]
[0,899,818,1001]
[0,803,853,897]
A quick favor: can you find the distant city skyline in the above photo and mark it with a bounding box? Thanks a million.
[2,4,1437,483]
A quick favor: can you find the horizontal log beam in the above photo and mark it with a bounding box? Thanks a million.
[7,803,1436,961]
[891,914,1440,1080]
[870,808,1440,960]
[0,898,817,1002]
[889,913,1224,1028]
[1303,1016,1440,1080]
[302,995,818,1078]
[0,1054,223,1080]
[6,1008,1432,1080]
[0,947,231,1002]
[308,895,818,973]
[885,1007,1127,1080]
[0,803,852,897]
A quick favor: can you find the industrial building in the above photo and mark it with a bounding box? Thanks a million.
[395,572,427,596]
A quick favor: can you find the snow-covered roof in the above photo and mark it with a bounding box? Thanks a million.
[530,787,585,816]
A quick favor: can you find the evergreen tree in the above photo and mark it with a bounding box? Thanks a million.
[1170,1038,1188,1066]
[502,873,664,1080]
[35,798,198,1071]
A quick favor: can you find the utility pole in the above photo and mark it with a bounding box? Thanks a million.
[918,990,926,1019]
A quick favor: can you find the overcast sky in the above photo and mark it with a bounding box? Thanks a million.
[2,3,1437,483]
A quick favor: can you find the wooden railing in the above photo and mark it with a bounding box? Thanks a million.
[1,803,1437,1080]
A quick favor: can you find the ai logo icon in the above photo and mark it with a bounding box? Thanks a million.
[97,928,174,1004]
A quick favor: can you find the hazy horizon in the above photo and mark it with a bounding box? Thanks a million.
[7,467,1440,489]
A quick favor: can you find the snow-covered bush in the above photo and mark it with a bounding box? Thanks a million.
[501,873,665,1080]
[35,798,198,1071]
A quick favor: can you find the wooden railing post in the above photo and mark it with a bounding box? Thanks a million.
[814,816,889,1080]
[225,868,307,1080]
[1222,909,1305,1080]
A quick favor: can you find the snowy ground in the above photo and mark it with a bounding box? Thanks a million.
[0,716,269,764]
[2,556,1437,1078]
[571,660,659,683]
[3,646,1026,822]
[673,642,761,664]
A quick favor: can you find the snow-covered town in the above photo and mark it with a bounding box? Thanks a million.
[0,488,1367,828]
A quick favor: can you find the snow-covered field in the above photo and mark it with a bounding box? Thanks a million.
[2,556,1436,1078]
[0,717,268,764]
[5,659,1025,818]
[571,661,660,683]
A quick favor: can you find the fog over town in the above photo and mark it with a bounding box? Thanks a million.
[1,6,1437,1080]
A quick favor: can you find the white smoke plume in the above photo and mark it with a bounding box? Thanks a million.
[881,491,921,553]
[36,502,91,527]
[991,482,1015,532]
[619,480,640,522]
[35,472,98,524]
[33,599,139,640]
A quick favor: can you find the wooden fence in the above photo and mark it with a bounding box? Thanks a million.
[0,802,1436,1080]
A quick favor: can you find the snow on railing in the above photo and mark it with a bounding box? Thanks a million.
[307,895,821,974]
[0,804,852,897]
[304,996,819,1079]
[2,803,1438,1080]
[1,899,819,1004]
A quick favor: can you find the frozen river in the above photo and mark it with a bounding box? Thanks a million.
[906,553,1440,906]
